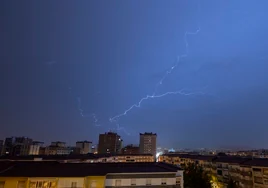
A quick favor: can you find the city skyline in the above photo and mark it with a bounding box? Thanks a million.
[2,0,268,148]
[0,134,265,151]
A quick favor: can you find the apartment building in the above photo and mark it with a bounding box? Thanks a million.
[239,163,253,188]
[0,153,155,164]
[121,144,140,154]
[0,161,184,188]
[76,140,92,154]
[159,153,268,188]
[158,153,215,169]
[45,142,72,155]
[117,154,154,163]
[139,132,157,157]
[98,132,123,154]
[28,141,44,155]
[212,157,252,188]
[2,137,33,156]
[241,159,268,188]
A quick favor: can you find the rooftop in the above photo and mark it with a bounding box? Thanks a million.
[242,158,268,167]
[213,156,251,164]
[0,161,181,177]
[76,141,92,143]
[161,153,268,166]
[140,132,157,136]
[0,153,154,161]
[162,154,216,161]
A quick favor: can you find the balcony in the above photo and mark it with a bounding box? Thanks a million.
[229,168,240,174]
[212,166,217,170]
[231,176,241,182]
[240,179,253,186]
[217,165,223,169]
[222,166,229,170]
[240,171,252,177]
[253,171,263,177]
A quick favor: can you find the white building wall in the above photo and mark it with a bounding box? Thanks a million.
[29,145,40,155]
[57,178,84,188]
[105,178,176,186]
[176,170,184,188]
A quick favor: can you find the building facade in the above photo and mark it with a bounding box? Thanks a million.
[0,153,155,164]
[105,171,182,187]
[0,162,183,188]
[76,141,92,154]
[2,137,33,156]
[121,144,140,155]
[45,142,72,155]
[28,141,44,155]
[158,153,268,188]
[139,132,157,157]
[98,132,123,154]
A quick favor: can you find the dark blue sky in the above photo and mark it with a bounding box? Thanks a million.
[2,0,268,149]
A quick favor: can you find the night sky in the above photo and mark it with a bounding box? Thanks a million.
[2,0,268,149]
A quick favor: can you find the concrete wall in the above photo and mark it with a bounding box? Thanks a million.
[58,178,84,188]
[105,178,176,186]
[0,177,28,188]
[176,170,184,188]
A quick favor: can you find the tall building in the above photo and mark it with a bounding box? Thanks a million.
[98,132,123,154]
[45,141,72,155]
[29,141,44,155]
[76,141,92,154]
[3,137,15,155]
[139,132,157,157]
[3,137,33,156]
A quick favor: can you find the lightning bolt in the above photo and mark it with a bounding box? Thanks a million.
[109,26,202,125]
[91,113,101,127]
[77,97,101,127]
[77,97,88,117]
[108,3,202,125]
[116,123,131,136]
[110,88,205,122]
[154,28,200,94]
[74,2,204,136]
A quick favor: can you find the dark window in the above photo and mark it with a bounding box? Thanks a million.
[253,168,262,172]
[217,170,223,175]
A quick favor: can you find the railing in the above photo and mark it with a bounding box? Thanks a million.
[240,171,252,177]
[240,179,253,186]
[229,168,240,173]
[253,171,263,176]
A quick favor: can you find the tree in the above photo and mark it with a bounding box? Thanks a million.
[183,162,212,188]
[227,179,238,188]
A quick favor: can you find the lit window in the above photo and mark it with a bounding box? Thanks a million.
[146,179,151,185]
[161,178,167,185]
[71,182,77,188]
[115,180,121,186]
[131,179,136,185]
[51,182,57,188]
[17,181,26,188]
[176,177,181,185]
[0,182,5,188]
[29,182,36,188]
[37,181,43,188]
[91,181,97,188]
[29,181,56,188]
